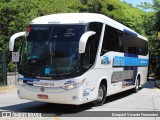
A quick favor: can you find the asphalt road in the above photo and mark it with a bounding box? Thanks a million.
[0,80,160,120]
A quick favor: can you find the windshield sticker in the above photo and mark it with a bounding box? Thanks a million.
[64,29,75,37]
[101,56,111,65]
[44,68,51,75]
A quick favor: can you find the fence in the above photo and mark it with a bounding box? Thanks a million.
[0,52,7,86]
[7,72,18,85]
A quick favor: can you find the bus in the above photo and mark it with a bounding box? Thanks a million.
[9,13,148,106]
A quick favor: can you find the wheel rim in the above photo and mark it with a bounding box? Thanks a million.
[97,86,104,102]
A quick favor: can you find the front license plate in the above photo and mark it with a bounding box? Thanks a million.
[37,94,48,99]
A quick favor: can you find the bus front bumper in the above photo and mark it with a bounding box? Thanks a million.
[17,85,85,105]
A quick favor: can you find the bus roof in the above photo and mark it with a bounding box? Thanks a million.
[30,13,147,41]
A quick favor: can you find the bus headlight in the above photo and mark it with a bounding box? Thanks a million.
[62,79,85,90]
[18,79,25,85]
[18,74,25,85]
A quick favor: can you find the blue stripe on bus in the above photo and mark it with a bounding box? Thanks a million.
[113,56,148,67]
[123,29,138,37]
[19,78,40,81]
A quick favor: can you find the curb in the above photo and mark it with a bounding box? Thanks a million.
[154,81,160,89]
[0,85,17,91]
[148,77,160,89]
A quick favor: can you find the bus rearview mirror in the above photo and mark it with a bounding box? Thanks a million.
[9,32,25,51]
[79,31,96,53]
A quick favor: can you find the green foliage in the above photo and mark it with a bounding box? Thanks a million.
[80,0,102,13]
[151,0,160,77]
[153,0,160,11]
[8,62,15,72]
[136,2,153,11]
[155,10,160,31]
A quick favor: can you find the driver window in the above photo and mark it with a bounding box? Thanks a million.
[83,22,103,68]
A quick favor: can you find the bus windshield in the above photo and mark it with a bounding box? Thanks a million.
[19,25,86,79]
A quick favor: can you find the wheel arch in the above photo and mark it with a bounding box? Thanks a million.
[99,78,108,93]
[92,78,108,106]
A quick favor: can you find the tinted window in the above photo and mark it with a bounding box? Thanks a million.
[83,22,103,68]
[101,25,122,55]
[121,32,148,56]
[20,25,86,79]
[101,25,148,56]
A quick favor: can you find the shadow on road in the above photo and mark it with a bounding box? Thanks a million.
[142,79,155,89]
[0,90,139,115]
[0,101,93,113]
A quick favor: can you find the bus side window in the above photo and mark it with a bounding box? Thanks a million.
[101,25,122,56]
[128,47,137,54]
[101,25,111,55]
[122,32,148,56]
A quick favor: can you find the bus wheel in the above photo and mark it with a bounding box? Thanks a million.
[132,76,140,93]
[92,84,106,106]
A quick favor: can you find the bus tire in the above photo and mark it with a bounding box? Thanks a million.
[92,84,106,106]
[132,76,140,93]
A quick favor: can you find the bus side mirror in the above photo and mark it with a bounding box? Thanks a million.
[79,31,96,53]
[9,32,25,51]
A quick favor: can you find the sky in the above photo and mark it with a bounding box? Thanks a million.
[122,0,153,7]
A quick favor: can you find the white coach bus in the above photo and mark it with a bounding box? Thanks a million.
[9,13,148,106]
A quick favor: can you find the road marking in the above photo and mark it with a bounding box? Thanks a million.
[0,85,17,91]
[53,117,61,120]
[0,86,17,91]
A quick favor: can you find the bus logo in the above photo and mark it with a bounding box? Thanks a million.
[40,87,45,92]
[101,56,111,65]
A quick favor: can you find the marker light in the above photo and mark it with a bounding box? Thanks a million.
[26,26,31,36]
[26,26,31,32]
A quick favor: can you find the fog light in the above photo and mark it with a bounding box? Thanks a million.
[66,84,74,90]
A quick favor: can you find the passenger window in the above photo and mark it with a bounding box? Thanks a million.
[101,25,148,56]
[101,25,122,56]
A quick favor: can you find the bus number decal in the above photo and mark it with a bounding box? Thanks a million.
[113,56,148,67]
[113,56,125,66]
